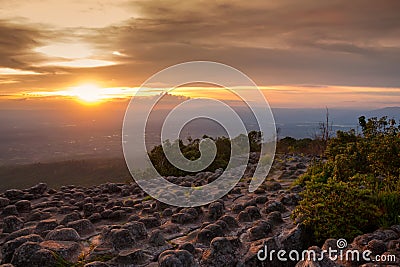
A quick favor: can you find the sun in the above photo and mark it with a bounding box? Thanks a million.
[70,83,104,103]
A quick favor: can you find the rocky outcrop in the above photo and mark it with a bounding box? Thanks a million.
[0,155,384,267]
[0,154,316,266]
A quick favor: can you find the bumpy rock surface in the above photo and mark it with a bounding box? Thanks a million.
[159,249,197,267]
[45,228,81,241]
[7,155,390,266]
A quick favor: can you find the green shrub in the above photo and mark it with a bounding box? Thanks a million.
[148,131,262,177]
[292,180,380,243]
[277,136,323,155]
[375,191,400,228]
[294,161,333,186]
[293,116,400,244]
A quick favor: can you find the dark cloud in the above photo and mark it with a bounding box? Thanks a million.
[80,0,400,87]
[0,21,46,70]
[1,0,400,91]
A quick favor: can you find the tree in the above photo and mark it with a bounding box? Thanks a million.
[319,107,332,147]
[312,107,333,154]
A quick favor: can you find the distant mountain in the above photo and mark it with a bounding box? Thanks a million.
[0,106,399,165]
[365,107,400,119]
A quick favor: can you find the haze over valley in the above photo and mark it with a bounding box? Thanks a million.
[1,103,399,165]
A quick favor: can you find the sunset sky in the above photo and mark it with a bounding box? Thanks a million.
[0,0,399,108]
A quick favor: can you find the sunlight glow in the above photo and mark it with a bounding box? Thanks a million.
[112,51,126,56]
[0,68,40,75]
[42,59,116,68]
[35,43,92,59]
[69,84,104,103]
[0,1,136,28]
[35,43,116,68]
[21,85,139,104]
[11,85,400,109]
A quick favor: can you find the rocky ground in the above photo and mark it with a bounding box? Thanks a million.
[0,154,399,267]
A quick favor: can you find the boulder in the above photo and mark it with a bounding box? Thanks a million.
[366,239,387,256]
[159,249,198,267]
[220,215,239,228]
[244,206,262,220]
[109,229,135,251]
[0,197,10,208]
[237,210,252,222]
[3,216,24,233]
[15,200,31,213]
[265,201,287,213]
[279,224,310,252]
[201,237,241,267]
[249,220,273,241]
[40,240,82,262]
[45,228,81,241]
[149,229,166,246]
[67,219,95,236]
[1,234,43,263]
[11,242,56,267]
[123,221,147,240]
[178,243,196,254]
[265,181,282,191]
[4,227,33,242]
[242,237,280,267]
[296,246,339,267]
[4,189,24,201]
[35,219,58,236]
[171,212,196,224]
[2,205,18,216]
[28,211,51,221]
[197,224,224,244]
[28,183,48,195]
[266,211,284,226]
[114,249,147,265]
[208,202,224,220]
[138,217,161,229]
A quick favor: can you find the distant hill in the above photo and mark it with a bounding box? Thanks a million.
[365,107,400,119]
[0,106,398,166]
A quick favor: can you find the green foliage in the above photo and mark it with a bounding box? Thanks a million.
[53,250,115,267]
[293,116,400,243]
[375,191,400,227]
[248,130,262,152]
[277,136,324,155]
[148,131,262,177]
[52,252,75,267]
[293,180,380,242]
[142,195,153,201]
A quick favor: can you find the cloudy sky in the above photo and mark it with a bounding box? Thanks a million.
[0,0,399,108]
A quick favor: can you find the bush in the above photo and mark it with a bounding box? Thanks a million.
[294,160,333,186]
[293,180,380,242]
[375,191,400,228]
[148,131,262,177]
[293,116,400,243]
[277,137,323,155]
